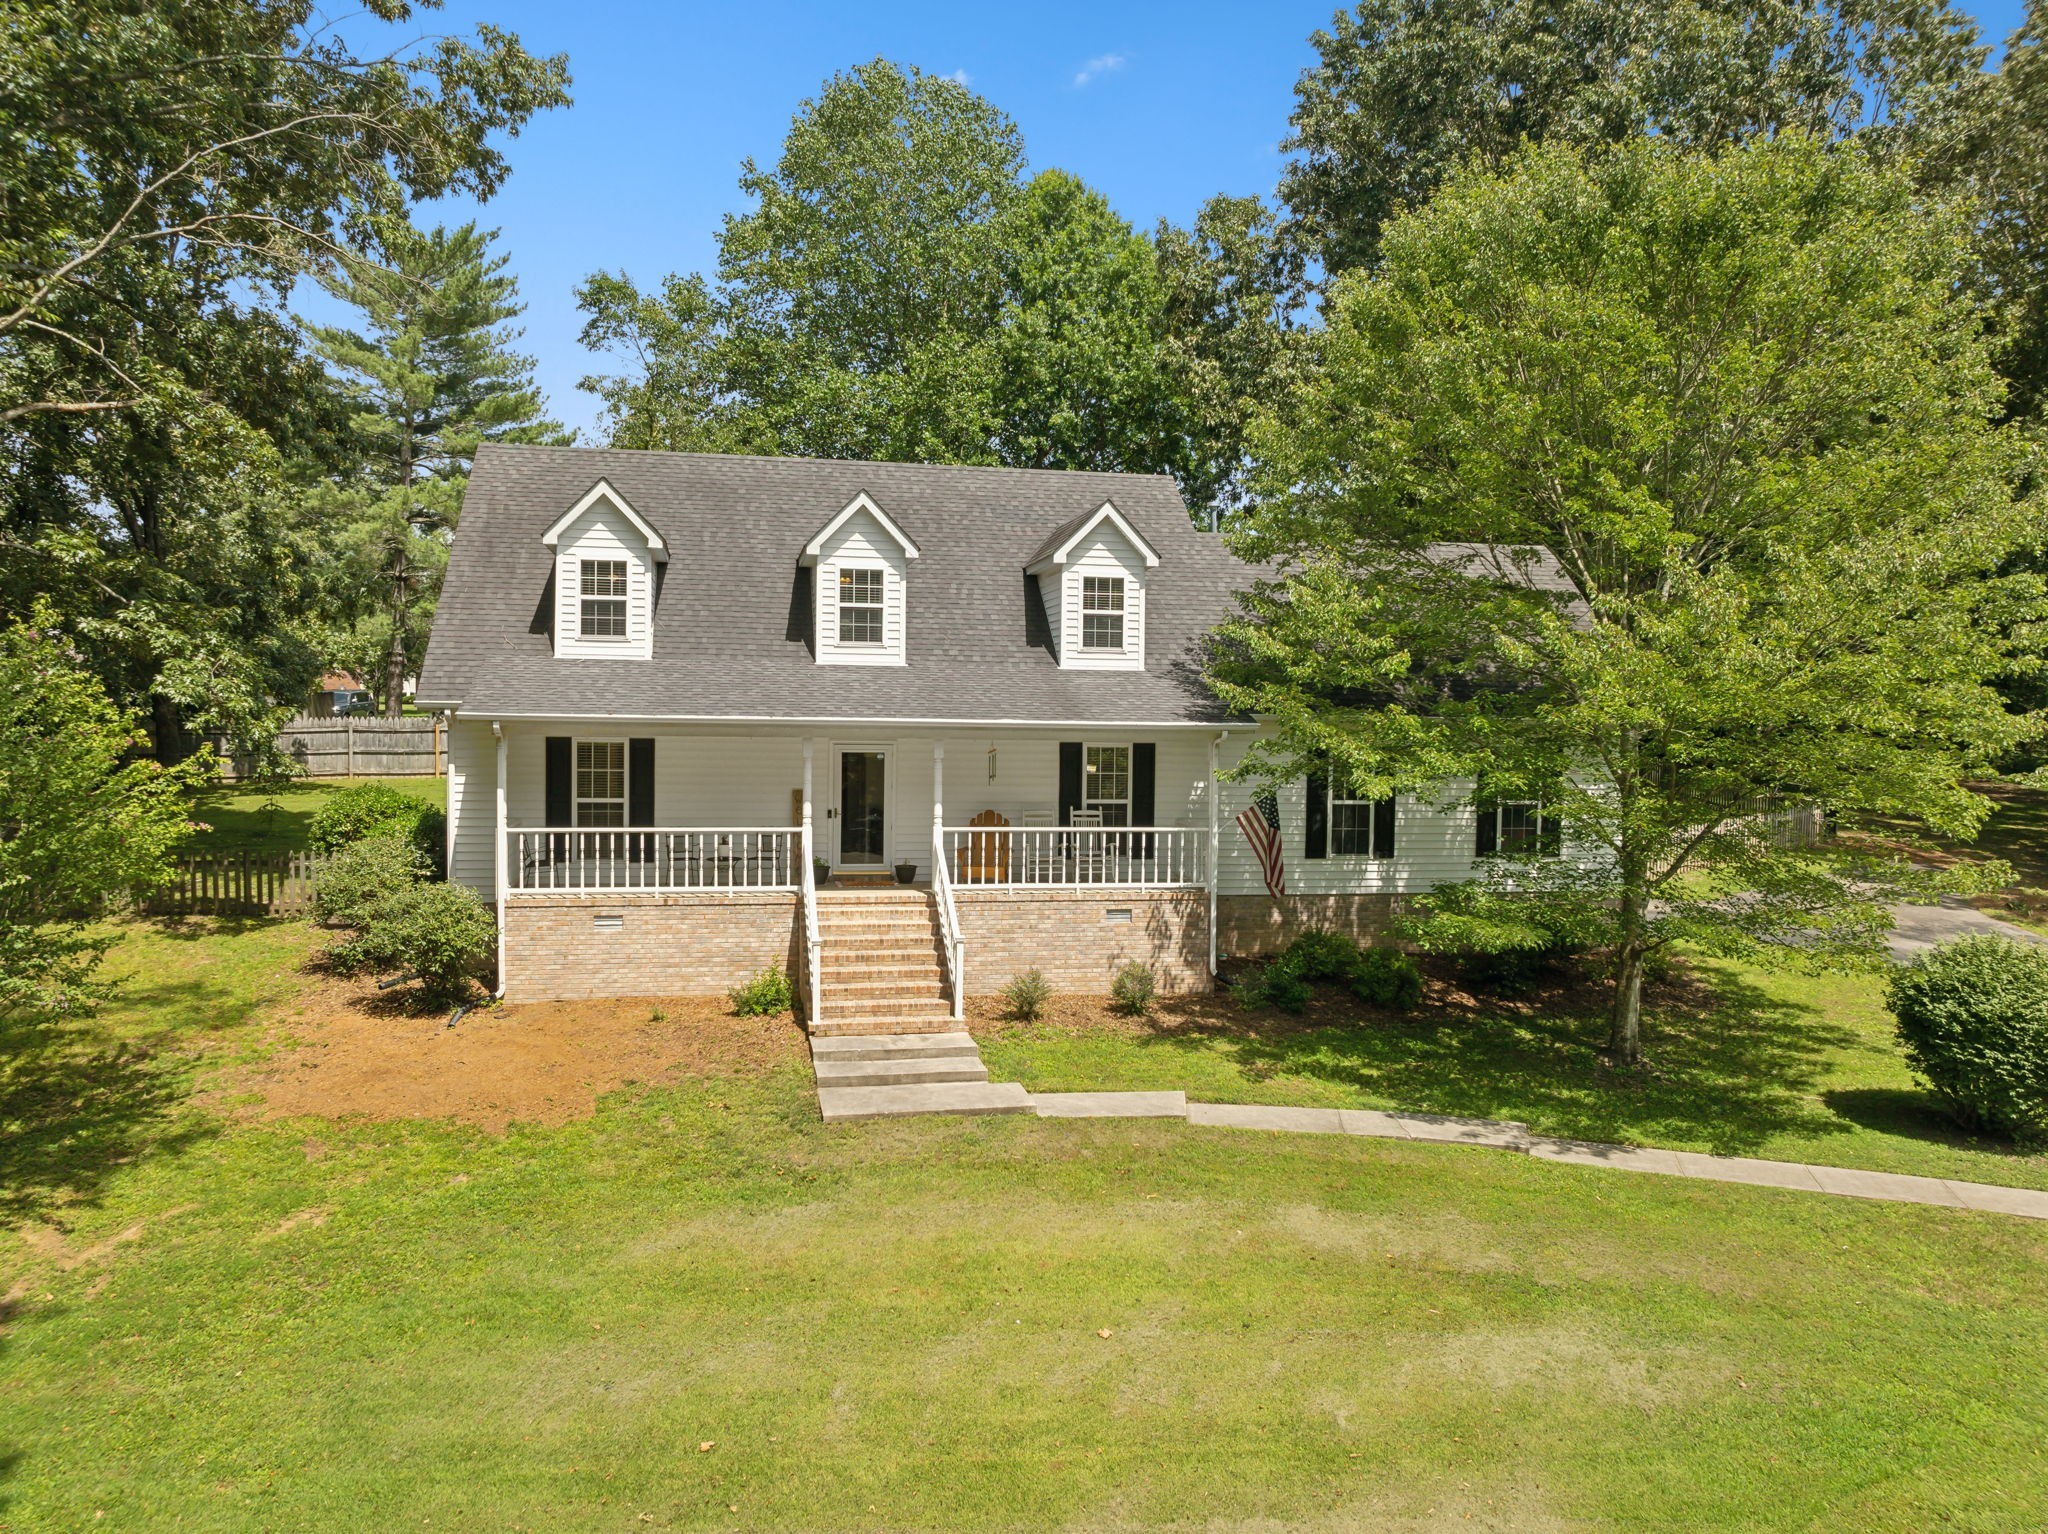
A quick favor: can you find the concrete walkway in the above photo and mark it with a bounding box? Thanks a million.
[1026,1091,2048,1221]
[1887,894,2047,961]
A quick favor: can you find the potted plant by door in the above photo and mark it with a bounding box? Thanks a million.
[894,860,918,885]
[813,858,831,888]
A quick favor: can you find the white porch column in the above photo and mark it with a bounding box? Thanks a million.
[1208,731,1224,978]
[932,741,944,875]
[493,720,507,997]
[802,737,814,849]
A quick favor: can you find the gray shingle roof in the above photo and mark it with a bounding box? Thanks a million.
[417,446,1252,724]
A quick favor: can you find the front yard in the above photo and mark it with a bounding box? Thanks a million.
[3,912,2047,1530]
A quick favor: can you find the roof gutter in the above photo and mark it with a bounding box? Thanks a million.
[420,709,1255,730]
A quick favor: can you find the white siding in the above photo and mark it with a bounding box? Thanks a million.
[446,717,498,899]
[552,496,655,660]
[1036,572,1064,661]
[814,509,909,666]
[1056,529,1147,670]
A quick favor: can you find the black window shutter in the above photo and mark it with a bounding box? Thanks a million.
[1374,796,1397,859]
[628,738,655,827]
[1474,801,1497,856]
[1539,808,1563,856]
[1058,742,1083,825]
[1131,743,1156,826]
[1304,772,1328,859]
[545,737,572,827]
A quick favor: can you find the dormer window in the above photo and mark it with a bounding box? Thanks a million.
[838,567,885,644]
[801,492,920,667]
[580,560,629,638]
[1081,577,1125,650]
[1025,501,1160,671]
[542,479,665,661]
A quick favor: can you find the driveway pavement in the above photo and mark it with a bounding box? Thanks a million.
[1887,895,2047,961]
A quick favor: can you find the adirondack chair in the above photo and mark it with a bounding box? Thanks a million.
[957,808,1011,884]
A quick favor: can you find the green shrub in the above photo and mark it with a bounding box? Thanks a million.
[729,964,794,1017]
[1886,935,2048,1147]
[1281,926,1364,983]
[1247,956,1315,1012]
[309,784,445,871]
[311,835,428,928]
[1352,947,1423,1011]
[333,881,493,1003]
[1109,960,1156,1017]
[1002,968,1052,1021]
[1461,944,1566,997]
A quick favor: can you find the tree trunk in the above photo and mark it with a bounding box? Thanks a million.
[1606,942,1645,1067]
[384,573,407,720]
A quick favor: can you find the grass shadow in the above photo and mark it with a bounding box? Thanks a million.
[1819,1086,2039,1161]
[1115,962,1862,1156]
[0,1002,216,1226]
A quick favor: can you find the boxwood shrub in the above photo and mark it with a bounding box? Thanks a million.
[310,835,429,929]
[1886,934,2048,1147]
[332,882,494,1004]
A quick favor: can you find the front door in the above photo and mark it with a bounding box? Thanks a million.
[838,749,887,865]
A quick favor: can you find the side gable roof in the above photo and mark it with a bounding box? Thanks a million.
[540,478,668,562]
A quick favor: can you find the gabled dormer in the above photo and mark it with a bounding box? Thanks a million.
[542,479,665,660]
[800,492,920,666]
[1025,501,1159,671]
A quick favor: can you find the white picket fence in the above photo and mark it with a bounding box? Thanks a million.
[214,715,446,780]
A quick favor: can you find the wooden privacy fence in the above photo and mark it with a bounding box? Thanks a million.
[214,715,446,780]
[140,850,331,917]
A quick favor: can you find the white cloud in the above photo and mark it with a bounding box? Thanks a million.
[944,68,971,85]
[1072,53,1126,88]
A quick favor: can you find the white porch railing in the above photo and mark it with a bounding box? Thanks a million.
[931,822,966,1021]
[799,819,822,1024]
[505,828,798,893]
[941,826,1204,888]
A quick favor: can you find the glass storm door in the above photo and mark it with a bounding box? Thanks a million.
[838,750,886,865]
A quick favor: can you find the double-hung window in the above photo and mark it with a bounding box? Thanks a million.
[1081,576,1125,651]
[838,567,884,644]
[1083,744,1131,826]
[579,559,628,638]
[575,740,627,827]
[1477,800,1562,857]
[1329,776,1395,857]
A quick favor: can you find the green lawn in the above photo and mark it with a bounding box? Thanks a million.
[185,776,444,854]
[4,920,2048,1529]
[979,959,2048,1191]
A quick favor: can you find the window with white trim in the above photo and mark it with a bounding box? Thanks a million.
[579,559,628,638]
[575,740,626,827]
[1084,744,1130,826]
[837,567,884,644]
[1329,776,1395,857]
[1478,800,1562,857]
[1081,576,1125,650]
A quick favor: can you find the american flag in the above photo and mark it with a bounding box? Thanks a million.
[1236,789,1286,897]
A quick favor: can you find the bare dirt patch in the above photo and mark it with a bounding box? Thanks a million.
[232,975,806,1133]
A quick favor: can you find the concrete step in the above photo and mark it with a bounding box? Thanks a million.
[810,1031,980,1062]
[813,1057,989,1089]
[817,1080,1033,1123]
[809,1015,966,1038]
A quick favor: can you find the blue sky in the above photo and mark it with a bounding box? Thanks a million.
[374,0,2033,437]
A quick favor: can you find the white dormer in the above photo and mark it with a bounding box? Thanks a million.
[543,479,665,660]
[800,492,920,666]
[1025,501,1159,671]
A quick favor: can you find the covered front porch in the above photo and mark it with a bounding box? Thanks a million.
[461,721,1222,897]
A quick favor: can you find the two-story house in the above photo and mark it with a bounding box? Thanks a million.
[417,445,1577,1031]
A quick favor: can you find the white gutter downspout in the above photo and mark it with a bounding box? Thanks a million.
[1208,730,1227,979]
[493,720,507,999]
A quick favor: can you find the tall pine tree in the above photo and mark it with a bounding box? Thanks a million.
[311,220,567,716]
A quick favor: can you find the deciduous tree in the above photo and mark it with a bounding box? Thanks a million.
[1220,136,2042,1065]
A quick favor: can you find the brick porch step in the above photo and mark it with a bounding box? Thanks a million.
[813,1056,989,1089]
[817,1081,1033,1123]
[822,978,949,1000]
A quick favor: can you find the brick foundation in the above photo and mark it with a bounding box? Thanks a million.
[1216,893,1404,958]
[954,888,1210,995]
[501,893,799,1002]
